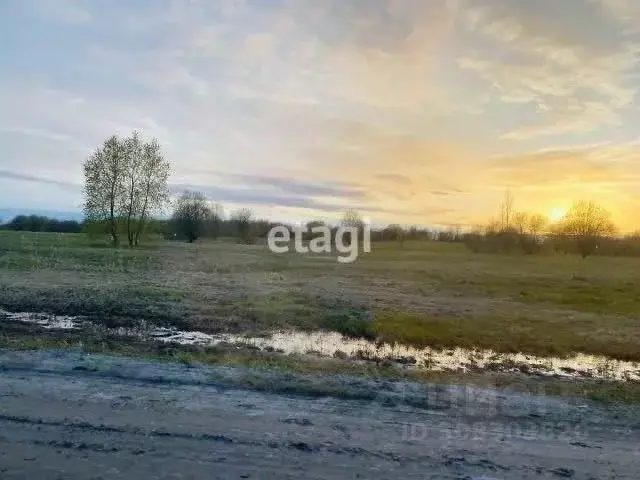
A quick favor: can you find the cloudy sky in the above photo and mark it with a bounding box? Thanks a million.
[2,0,640,229]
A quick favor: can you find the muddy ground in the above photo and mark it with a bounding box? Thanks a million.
[1,349,639,479]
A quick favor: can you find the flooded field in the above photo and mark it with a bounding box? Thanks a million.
[2,308,639,382]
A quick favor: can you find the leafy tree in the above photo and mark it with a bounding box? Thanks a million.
[171,191,212,243]
[83,135,126,246]
[131,136,170,246]
[82,132,170,247]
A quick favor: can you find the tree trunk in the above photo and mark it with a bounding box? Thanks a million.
[109,209,117,248]
[126,185,135,248]
[109,159,118,248]
[134,184,150,248]
[127,216,134,247]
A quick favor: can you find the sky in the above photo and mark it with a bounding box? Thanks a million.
[2,0,640,230]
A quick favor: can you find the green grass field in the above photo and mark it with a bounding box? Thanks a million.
[1,230,639,361]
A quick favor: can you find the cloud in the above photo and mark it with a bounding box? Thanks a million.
[459,0,639,138]
[29,0,92,24]
[0,126,77,146]
[485,143,640,189]
[4,0,640,229]
[0,170,80,190]
[215,174,367,199]
[157,0,465,112]
[374,173,413,186]
[594,0,640,30]
[171,183,386,215]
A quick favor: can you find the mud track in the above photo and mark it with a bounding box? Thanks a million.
[0,350,638,479]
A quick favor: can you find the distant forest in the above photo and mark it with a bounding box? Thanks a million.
[3,206,640,259]
[0,215,85,234]
[2,131,628,259]
[0,212,435,241]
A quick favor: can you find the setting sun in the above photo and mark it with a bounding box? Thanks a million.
[549,207,568,222]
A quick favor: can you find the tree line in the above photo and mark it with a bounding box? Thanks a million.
[168,192,432,245]
[463,192,630,258]
[5,194,637,259]
[0,215,83,233]
[170,191,258,243]
[7,132,632,259]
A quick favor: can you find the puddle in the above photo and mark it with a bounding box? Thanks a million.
[2,308,639,382]
[0,309,79,330]
[146,328,640,382]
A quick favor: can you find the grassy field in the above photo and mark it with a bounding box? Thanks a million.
[1,231,640,361]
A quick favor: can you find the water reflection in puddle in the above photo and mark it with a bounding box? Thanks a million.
[0,309,79,329]
[2,308,639,382]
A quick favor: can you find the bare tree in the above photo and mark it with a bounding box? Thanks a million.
[342,209,364,229]
[384,224,405,245]
[341,209,365,245]
[305,220,327,242]
[232,208,254,243]
[528,214,547,243]
[556,200,617,257]
[498,189,514,232]
[83,135,126,246]
[512,211,529,236]
[206,203,224,239]
[485,218,501,235]
[171,191,212,243]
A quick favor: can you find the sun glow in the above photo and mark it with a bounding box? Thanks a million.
[549,207,567,222]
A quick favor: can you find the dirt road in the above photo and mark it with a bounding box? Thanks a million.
[0,350,638,479]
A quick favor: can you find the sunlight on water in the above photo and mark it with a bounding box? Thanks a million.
[0,309,78,330]
[148,328,640,382]
[2,308,639,382]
